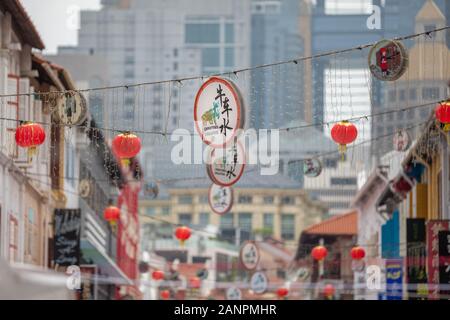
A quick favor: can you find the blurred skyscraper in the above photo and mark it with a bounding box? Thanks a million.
[59,0,252,134]
[250,0,305,129]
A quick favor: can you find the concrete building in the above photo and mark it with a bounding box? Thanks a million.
[250,0,305,129]
[139,170,326,247]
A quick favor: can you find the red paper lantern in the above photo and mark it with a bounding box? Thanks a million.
[436,101,450,131]
[189,276,201,289]
[175,226,191,246]
[311,245,328,261]
[276,288,289,299]
[152,270,165,281]
[15,122,46,159]
[331,121,358,159]
[323,284,335,298]
[350,246,366,260]
[103,205,120,226]
[160,290,170,300]
[112,132,141,166]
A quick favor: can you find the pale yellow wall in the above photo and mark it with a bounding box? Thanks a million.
[140,187,326,246]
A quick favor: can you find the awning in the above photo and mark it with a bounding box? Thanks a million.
[0,259,72,299]
[81,238,133,286]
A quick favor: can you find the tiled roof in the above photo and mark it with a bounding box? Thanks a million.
[303,210,357,236]
[0,0,45,49]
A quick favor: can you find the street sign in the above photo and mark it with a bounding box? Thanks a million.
[250,272,268,294]
[226,287,242,300]
[240,241,260,271]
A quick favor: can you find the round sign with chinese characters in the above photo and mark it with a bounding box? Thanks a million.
[208,184,234,215]
[351,260,366,273]
[78,179,91,198]
[303,159,322,178]
[207,140,245,187]
[368,40,408,81]
[55,91,88,126]
[240,241,260,270]
[250,272,268,295]
[226,287,242,300]
[194,77,243,147]
[393,129,410,152]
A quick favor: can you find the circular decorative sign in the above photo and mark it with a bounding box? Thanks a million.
[208,184,233,215]
[303,159,322,178]
[143,181,159,199]
[368,40,408,81]
[240,241,260,270]
[197,268,209,280]
[226,287,242,300]
[78,179,91,198]
[194,77,243,147]
[207,140,245,187]
[297,267,310,281]
[393,129,410,152]
[250,272,268,295]
[55,91,88,125]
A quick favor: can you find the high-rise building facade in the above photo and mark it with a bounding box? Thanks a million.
[61,0,252,135]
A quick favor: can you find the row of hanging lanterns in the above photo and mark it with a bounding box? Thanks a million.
[311,245,365,261]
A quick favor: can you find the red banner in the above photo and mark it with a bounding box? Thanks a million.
[427,220,449,299]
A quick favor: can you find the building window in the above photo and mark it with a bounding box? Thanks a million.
[263,196,274,204]
[9,215,18,262]
[238,213,252,232]
[185,23,220,44]
[399,89,406,101]
[173,48,178,57]
[330,177,357,186]
[281,214,295,240]
[409,88,417,100]
[161,207,170,216]
[389,91,396,102]
[178,214,192,226]
[202,47,220,68]
[422,87,440,100]
[281,196,295,205]
[238,195,252,204]
[220,214,234,229]
[225,23,234,43]
[199,195,209,204]
[199,212,209,226]
[178,195,193,204]
[146,207,156,216]
[225,48,234,68]
[263,213,274,235]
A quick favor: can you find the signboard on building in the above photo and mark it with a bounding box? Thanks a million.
[385,259,403,300]
[427,220,449,299]
[54,209,81,267]
[439,231,450,299]
[406,218,428,300]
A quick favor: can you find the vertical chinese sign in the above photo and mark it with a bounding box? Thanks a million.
[406,218,428,300]
[426,220,449,299]
[439,231,450,300]
[54,209,81,267]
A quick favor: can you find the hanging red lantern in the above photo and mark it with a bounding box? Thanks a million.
[175,226,191,246]
[152,270,165,281]
[323,284,335,299]
[350,246,366,260]
[189,276,201,289]
[331,121,358,160]
[276,288,289,299]
[436,101,450,131]
[15,122,46,159]
[112,131,141,166]
[160,290,170,300]
[311,245,328,261]
[103,205,120,226]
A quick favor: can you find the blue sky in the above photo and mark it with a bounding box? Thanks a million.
[21,0,101,53]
